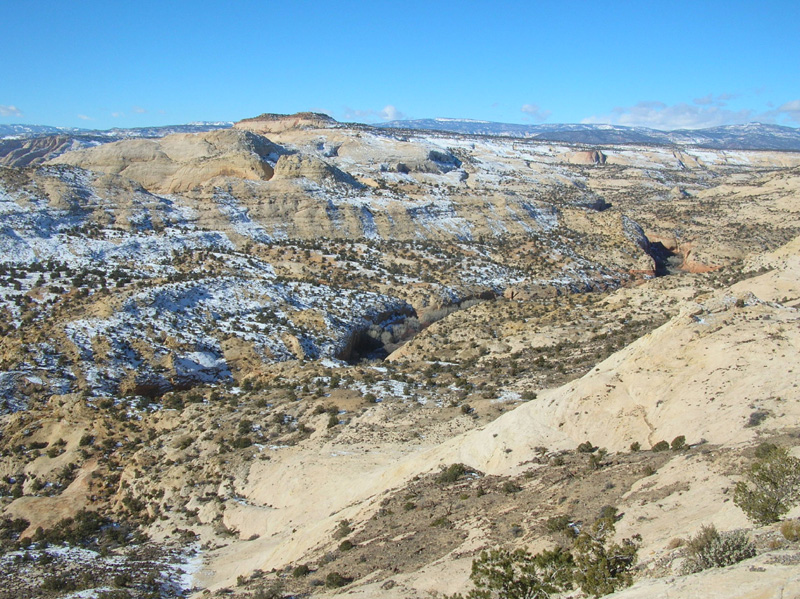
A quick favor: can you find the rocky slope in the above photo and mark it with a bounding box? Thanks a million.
[0,112,799,598]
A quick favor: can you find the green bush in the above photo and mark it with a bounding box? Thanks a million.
[292,564,311,578]
[682,524,755,573]
[232,436,252,449]
[325,571,352,588]
[651,440,670,452]
[446,547,574,599]
[545,515,574,537]
[438,463,467,484]
[734,446,800,525]
[333,519,352,540]
[671,435,686,451]
[629,441,641,452]
[447,517,638,599]
[572,517,639,597]
[577,441,597,454]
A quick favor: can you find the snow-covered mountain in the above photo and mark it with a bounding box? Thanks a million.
[379,119,800,151]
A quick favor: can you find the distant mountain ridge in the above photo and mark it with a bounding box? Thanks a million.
[0,121,233,140]
[379,118,800,151]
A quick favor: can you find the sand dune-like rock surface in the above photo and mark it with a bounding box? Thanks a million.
[50,129,281,193]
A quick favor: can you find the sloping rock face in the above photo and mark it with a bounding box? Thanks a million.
[50,129,281,193]
[0,135,87,167]
[272,153,360,186]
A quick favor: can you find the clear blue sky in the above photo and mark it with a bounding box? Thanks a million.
[2,0,798,130]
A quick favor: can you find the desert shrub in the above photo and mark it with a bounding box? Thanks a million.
[112,572,132,588]
[734,446,800,525]
[671,435,686,451]
[232,436,252,449]
[666,537,685,550]
[682,524,755,573]
[292,564,311,578]
[0,516,29,546]
[597,505,618,521]
[545,515,573,537]
[577,441,597,454]
[651,440,670,452]
[502,481,522,494]
[333,519,352,540]
[780,520,800,542]
[446,547,574,599]
[754,442,778,459]
[431,516,453,528]
[746,410,769,427]
[325,571,352,588]
[339,539,354,551]
[449,516,638,599]
[572,517,639,597]
[438,463,467,484]
[252,580,284,599]
[629,441,641,452]
[41,574,78,592]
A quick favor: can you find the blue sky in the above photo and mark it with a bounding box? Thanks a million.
[2,0,798,130]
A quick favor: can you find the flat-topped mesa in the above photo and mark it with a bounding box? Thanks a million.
[234,111,337,134]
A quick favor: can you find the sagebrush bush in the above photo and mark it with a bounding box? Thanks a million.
[781,520,800,542]
[682,525,755,573]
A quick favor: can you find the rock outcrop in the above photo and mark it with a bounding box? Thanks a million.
[234,111,337,134]
[50,129,282,193]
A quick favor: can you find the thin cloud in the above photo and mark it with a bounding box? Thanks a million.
[521,103,551,122]
[342,105,406,123]
[0,105,23,117]
[111,111,124,118]
[132,106,147,114]
[777,99,800,124]
[582,100,756,130]
[77,114,92,121]
[694,92,739,106]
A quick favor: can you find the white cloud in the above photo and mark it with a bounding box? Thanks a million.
[132,106,147,114]
[111,111,124,118]
[381,105,405,121]
[0,105,23,117]
[777,99,800,124]
[77,114,92,121]
[342,105,406,123]
[521,103,551,122]
[581,100,756,130]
